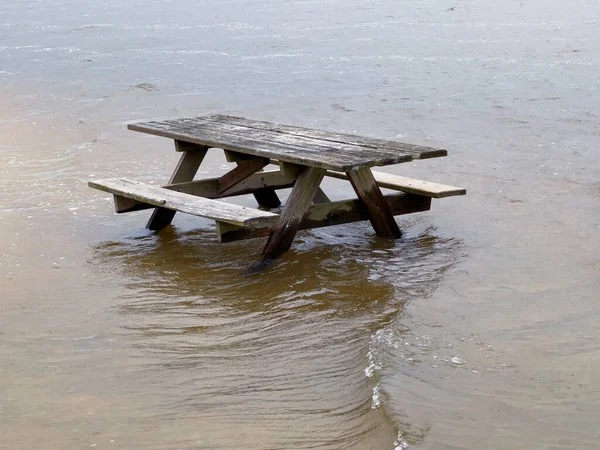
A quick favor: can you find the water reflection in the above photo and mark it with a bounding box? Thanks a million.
[91,220,463,449]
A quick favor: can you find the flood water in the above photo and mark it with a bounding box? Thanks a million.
[1,0,599,449]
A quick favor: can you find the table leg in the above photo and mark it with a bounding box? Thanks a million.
[260,167,326,261]
[252,184,282,209]
[146,141,208,230]
[312,187,330,204]
[347,166,402,238]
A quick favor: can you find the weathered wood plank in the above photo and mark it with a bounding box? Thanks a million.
[204,114,448,160]
[111,170,297,212]
[218,193,431,242]
[217,157,269,194]
[189,119,415,167]
[347,166,402,238]
[326,170,466,198]
[260,167,326,261]
[128,117,414,172]
[89,178,279,228]
[146,143,208,230]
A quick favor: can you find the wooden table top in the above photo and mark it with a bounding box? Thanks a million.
[128,114,447,172]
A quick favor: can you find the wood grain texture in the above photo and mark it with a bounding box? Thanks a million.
[347,167,402,238]
[128,116,417,172]
[218,193,431,242]
[260,167,326,261]
[89,178,279,228]
[192,120,415,166]
[326,170,466,198]
[110,170,297,212]
[146,144,208,230]
[204,114,447,159]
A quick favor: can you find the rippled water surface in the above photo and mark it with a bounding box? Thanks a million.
[1,0,599,449]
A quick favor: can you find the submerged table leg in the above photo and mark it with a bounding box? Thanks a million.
[347,166,402,238]
[146,141,208,230]
[260,167,326,261]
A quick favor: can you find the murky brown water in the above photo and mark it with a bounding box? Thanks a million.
[1,1,599,449]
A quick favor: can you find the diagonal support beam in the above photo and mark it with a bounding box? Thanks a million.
[347,166,402,238]
[217,157,269,194]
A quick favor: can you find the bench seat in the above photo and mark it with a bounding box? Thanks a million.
[325,170,466,198]
[88,178,280,228]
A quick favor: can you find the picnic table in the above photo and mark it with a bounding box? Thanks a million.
[89,115,465,261]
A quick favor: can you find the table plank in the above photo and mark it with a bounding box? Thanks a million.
[190,118,418,166]
[204,114,448,160]
[128,117,416,172]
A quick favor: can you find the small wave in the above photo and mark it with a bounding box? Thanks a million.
[46,335,97,341]
[73,23,115,31]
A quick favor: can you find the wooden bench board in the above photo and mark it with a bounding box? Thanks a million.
[88,178,280,228]
[325,170,466,198]
[128,115,447,172]
[110,170,298,214]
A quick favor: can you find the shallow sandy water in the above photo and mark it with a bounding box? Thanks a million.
[1,1,599,449]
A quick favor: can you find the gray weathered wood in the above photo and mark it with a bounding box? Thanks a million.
[347,167,402,238]
[192,119,420,167]
[218,193,431,242]
[146,142,208,230]
[204,114,448,160]
[260,167,326,261]
[217,157,269,194]
[111,170,297,212]
[89,178,279,228]
[128,117,417,172]
[270,159,464,198]
[326,170,466,198]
